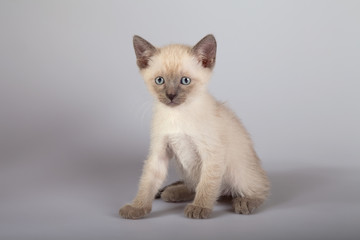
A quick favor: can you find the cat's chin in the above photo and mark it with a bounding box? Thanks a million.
[158,99,183,107]
[166,102,181,107]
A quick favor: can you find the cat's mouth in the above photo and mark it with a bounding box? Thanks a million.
[167,101,179,107]
[164,99,181,107]
[160,98,183,107]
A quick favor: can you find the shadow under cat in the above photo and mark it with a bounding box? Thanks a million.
[117,166,358,219]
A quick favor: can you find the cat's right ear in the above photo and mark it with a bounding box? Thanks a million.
[133,35,157,69]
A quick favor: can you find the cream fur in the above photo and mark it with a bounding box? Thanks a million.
[120,38,270,219]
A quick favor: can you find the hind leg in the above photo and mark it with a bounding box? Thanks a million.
[155,181,183,199]
[230,163,270,214]
[156,181,195,202]
[232,196,264,215]
[231,177,269,215]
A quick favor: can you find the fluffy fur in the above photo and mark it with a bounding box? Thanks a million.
[119,35,270,219]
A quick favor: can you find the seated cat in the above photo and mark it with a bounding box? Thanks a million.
[119,34,270,219]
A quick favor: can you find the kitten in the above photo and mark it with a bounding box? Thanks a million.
[119,34,270,219]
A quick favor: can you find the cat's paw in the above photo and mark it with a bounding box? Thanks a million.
[161,184,195,202]
[232,197,263,215]
[119,204,151,219]
[184,204,212,219]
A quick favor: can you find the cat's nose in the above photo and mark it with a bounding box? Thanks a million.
[166,93,177,101]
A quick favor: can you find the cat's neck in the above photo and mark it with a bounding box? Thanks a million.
[151,91,218,135]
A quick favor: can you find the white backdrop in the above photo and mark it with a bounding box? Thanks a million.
[0,1,359,240]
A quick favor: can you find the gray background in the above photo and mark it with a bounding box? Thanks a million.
[1,0,359,239]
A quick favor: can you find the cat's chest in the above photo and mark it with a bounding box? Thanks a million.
[153,110,201,136]
[167,134,201,177]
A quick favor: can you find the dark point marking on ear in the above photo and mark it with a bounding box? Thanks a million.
[133,35,157,69]
[192,34,217,69]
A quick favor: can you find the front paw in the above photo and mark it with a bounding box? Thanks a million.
[119,204,151,219]
[184,204,212,219]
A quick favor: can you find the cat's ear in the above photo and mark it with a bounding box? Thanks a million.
[133,35,157,69]
[192,34,217,69]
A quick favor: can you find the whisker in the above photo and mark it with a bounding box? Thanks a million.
[138,100,152,126]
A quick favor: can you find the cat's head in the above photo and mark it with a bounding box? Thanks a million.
[133,34,216,107]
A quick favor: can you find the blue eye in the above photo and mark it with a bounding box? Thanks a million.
[181,77,191,85]
[155,76,165,85]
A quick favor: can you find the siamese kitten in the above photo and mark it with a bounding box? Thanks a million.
[119,34,270,219]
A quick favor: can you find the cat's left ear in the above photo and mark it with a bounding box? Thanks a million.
[133,35,157,69]
[192,34,217,69]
